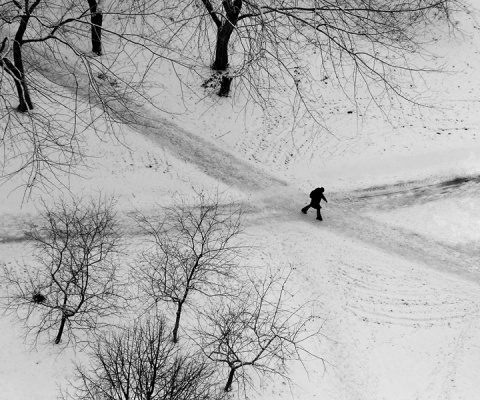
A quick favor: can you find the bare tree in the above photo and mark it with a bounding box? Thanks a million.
[63,313,223,400]
[133,192,244,343]
[0,0,163,111]
[0,0,175,190]
[155,0,463,109]
[0,195,125,346]
[193,268,323,393]
[0,4,34,112]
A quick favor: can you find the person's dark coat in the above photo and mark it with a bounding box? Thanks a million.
[309,187,327,209]
[302,187,328,221]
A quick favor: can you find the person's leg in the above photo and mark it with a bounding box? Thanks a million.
[316,208,322,221]
[301,205,310,214]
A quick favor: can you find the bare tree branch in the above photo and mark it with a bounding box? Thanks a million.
[193,266,325,393]
[0,194,126,347]
[132,190,245,343]
[62,313,224,400]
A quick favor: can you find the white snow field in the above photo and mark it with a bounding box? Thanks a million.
[1,3,480,400]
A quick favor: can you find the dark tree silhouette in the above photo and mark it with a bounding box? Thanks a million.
[63,313,223,400]
[157,0,462,100]
[0,0,176,190]
[0,2,36,112]
[194,268,324,393]
[87,0,104,56]
[0,196,125,346]
[133,192,244,343]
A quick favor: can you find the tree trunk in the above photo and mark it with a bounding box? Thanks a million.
[211,0,242,71]
[218,75,232,97]
[7,9,35,112]
[55,315,67,344]
[172,301,183,343]
[91,13,103,56]
[1,57,33,112]
[224,367,236,392]
[12,41,33,112]
[87,0,103,56]
[212,24,234,71]
[0,3,38,111]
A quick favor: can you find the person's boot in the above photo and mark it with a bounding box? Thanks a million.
[301,207,308,214]
[316,217,323,221]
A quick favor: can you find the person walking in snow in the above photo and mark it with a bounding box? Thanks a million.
[302,187,328,221]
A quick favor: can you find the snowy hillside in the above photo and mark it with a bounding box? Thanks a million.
[1,2,480,400]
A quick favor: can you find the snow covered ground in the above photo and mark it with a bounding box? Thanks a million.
[1,3,480,400]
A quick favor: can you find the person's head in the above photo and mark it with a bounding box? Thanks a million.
[319,187,324,192]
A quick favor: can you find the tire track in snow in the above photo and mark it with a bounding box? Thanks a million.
[252,199,480,400]
[333,260,478,328]
[344,175,480,211]
[324,179,480,331]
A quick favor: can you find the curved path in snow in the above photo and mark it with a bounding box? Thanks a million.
[5,54,480,289]
[31,52,286,192]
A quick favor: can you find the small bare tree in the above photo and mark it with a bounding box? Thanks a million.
[133,192,244,343]
[63,313,223,400]
[194,268,323,393]
[0,195,124,346]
